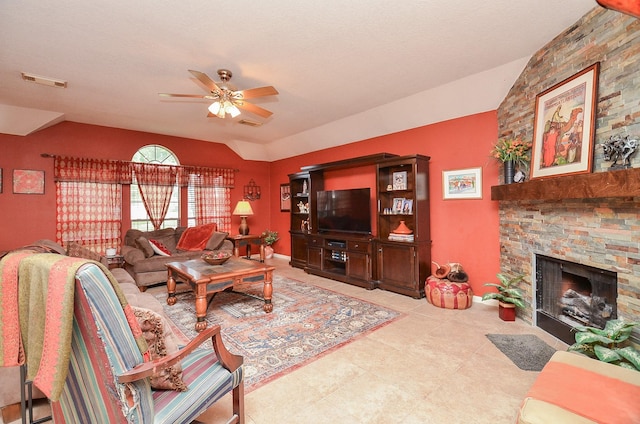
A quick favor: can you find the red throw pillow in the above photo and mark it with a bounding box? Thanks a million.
[149,239,172,256]
[176,223,217,251]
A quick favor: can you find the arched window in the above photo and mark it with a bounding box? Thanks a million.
[131,145,180,231]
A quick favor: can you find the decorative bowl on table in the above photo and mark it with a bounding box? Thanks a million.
[202,251,232,265]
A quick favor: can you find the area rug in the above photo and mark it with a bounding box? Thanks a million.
[486,334,557,371]
[155,275,402,392]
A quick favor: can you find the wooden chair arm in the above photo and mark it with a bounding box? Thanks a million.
[117,324,243,384]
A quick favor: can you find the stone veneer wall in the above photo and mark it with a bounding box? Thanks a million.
[496,7,640,325]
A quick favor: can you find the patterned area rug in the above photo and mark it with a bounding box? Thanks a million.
[155,275,402,392]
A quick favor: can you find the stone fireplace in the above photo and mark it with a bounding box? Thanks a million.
[493,185,640,342]
[536,254,617,344]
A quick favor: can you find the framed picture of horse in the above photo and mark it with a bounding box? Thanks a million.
[530,62,599,180]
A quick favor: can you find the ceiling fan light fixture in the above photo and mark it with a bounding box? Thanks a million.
[226,102,241,118]
[208,101,221,115]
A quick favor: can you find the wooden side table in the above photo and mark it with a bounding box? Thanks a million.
[103,254,125,269]
[226,234,265,262]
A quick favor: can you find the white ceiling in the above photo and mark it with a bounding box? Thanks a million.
[0,1,598,161]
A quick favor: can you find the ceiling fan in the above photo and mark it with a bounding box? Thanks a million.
[159,69,279,119]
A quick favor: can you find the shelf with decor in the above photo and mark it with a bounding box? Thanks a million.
[288,171,323,268]
[376,154,431,298]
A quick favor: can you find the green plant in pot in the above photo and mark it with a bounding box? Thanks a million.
[261,229,278,259]
[568,318,640,371]
[482,273,526,321]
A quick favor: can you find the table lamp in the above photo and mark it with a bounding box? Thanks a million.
[232,200,254,235]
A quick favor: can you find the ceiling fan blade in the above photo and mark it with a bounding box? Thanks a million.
[235,101,273,118]
[159,93,209,98]
[188,69,221,93]
[236,86,279,100]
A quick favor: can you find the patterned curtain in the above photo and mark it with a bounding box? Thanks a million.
[54,156,131,254]
[131,163,178,230]
[184,166,234,232]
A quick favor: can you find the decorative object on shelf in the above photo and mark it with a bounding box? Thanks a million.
[302,179,308,194]
[513,170,526,183]
[599,134,637,169]
[300,219,309,231]
[280,183,291,211]
[232,200,254,235]
[297,201,308,213]
[13,169,45,194]
[392,220,412,235]
[530,62,599,180]
[392,171,407,190]
[202,251,232,265]
[243,179,261,201]
[392,197,405,213]
[442,167,482,199]
[401,198,413,214]
[482,273,526,321]
[491,138,531,184]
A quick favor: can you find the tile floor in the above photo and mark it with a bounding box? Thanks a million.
[2,256,567,424]
[194,256,568,424]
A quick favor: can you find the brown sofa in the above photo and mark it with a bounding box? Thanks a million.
[122,227,232,290]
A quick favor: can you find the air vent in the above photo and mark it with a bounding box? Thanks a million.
[21,72,67,88]
[239,119,262,127]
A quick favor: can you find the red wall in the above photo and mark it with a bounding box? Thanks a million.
[1,112,500,295]
[0,121,271,249]
[269,111,501,295]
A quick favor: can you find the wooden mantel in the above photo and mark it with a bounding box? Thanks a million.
[491,167,640,201]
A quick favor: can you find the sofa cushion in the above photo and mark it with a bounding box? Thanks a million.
[149,239,172,256]
[206,231,229,251]
[131,251,202,274]
[136,236,155,258]
[176,223,217,251]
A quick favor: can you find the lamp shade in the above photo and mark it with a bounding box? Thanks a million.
[233,200,254,216]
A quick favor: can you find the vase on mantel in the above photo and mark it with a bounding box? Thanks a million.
[503,160,516,184]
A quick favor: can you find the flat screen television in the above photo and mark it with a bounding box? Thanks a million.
[316,188,372,234]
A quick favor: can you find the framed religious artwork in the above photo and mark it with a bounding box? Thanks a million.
[530,62,599,180]
[13,169,45,194]
[442,167,482,200]
[280,183,291,211]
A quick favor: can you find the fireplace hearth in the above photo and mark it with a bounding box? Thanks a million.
[535,255,617,344]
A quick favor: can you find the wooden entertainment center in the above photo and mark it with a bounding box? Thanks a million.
[289,153,431,298]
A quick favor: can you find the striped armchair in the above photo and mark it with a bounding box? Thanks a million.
[52,262,244,424]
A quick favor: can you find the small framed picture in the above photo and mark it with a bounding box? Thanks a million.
[280,183,291,211]
[392,198,405,213]
[401,198,413,214]
[442,167,482,200]
[13,169,45,194]
[392,171,407,190]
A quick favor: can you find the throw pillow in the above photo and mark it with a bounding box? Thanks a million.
[149,239,172,256]
[176,223,217,251]
[132,307,187,392]
[66,241,102,261]
[206,231,229,251]
[135,236,155,258]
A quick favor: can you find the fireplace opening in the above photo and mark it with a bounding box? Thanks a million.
[535,255,617,344]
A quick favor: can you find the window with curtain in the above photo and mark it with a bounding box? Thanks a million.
[54,156,131,255]
[131,145,179,231]
[186,169,233,231]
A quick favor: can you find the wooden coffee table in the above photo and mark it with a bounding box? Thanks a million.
[166,257,275,331]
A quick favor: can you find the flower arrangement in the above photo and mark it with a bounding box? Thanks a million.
[261,229,279,246]
[491,138,532,168]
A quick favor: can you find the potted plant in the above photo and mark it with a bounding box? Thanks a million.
[482,273,526,321]
[568,318,640,371]
[490,138,532,184]
[261,229,278,259]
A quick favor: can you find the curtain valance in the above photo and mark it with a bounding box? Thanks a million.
[53,155,235,188]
